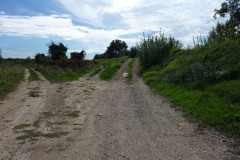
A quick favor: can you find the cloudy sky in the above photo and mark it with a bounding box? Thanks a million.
[0,0,225,59]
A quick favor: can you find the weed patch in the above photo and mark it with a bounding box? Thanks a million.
[17,129,42,140]
[89,68,102,77]
[29,87,41,97]
[0,62,25,100]
[97,57,128,80]
[14,124,31,130]
[33,120,41,128]
[66,110,80,118]
[127,58,135,82]
[34,65,93,81]
[43,112,55,117]
[28,68,40,81]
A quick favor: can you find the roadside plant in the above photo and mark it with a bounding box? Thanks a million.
[137,31,182,69]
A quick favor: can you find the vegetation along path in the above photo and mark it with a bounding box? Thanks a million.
[0,60,238,160]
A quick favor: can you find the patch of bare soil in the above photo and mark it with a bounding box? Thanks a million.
[0,62,239,160]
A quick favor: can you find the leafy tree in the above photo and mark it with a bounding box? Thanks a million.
[129,47,137,58]
[93,53,106,60]
[93,54,101,60]
[35,53,45,63]
[208,21,238,43]
[214,0,240,29]
[70,50,86,60]
[104,39,128,58]
[48,42,68,60]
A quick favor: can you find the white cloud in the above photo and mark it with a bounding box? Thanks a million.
[57,0,226,45]
[0,14,140,53]
[0,0,227,57]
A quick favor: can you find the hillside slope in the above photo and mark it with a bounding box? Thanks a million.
[143,40,240,138]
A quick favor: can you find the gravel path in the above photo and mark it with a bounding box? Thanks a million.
[0,61,238,160]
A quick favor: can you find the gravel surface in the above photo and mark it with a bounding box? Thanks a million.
[0,61,238,160]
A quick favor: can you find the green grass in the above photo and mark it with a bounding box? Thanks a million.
[127,58,135,82]
[17,129,42,140]
[99,56,128,80]
[142,40,240,138]
[66,110,80,118]
[147,79,240,138]
[0,62,25,100]
[89,68,102,77]
[28,68,40,81]
[28,87,41,97]
[33,120,41,128]
[34,65,93,81]
[14,124,31,130]
[42,111,55,117]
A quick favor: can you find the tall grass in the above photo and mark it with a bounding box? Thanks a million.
[137,32,182,69]
[34,65,92,81]
[0,62,25,99]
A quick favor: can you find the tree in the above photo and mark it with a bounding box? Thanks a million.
[70,50,86,60]
[48,42,68,60]
[214,0,240,29]
[104,39,128,58]
[35,53,45,63]
[129,47,137,58]
[0,49,2,61]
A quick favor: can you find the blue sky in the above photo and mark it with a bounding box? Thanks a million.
[0,0,225,59]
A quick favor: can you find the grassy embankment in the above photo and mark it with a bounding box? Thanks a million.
[0,62,25,100]
[97,56,129,80]
[142,40,240,137]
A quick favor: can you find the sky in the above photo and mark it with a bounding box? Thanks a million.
[0,0,226,59]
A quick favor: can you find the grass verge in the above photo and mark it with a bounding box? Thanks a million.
[143,68,240,138]
[0,62,25,100]
[127,58,135,82]
[28,68,40,81]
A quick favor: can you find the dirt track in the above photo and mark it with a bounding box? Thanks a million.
[0,60,238,160]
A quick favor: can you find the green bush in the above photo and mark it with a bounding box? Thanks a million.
[137,32,182,69]
[160,62,216,85]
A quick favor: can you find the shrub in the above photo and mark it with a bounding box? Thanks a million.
[160,62,216,86]
[137,32,182,69]
[70,50,86,60]
[57,59,92,68]
[93,53,106,60]
[35,53,45,63]
[129,47,137,58]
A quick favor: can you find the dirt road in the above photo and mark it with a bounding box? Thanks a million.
[0,60,238,160]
